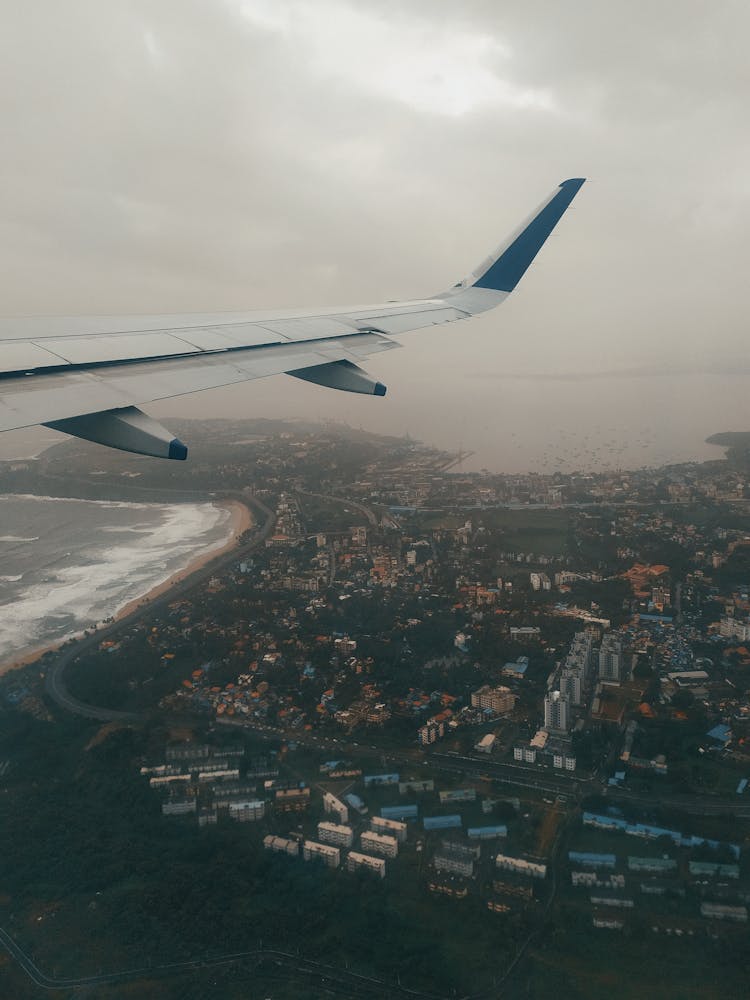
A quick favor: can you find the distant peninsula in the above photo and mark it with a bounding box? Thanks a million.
[706,431,750,447]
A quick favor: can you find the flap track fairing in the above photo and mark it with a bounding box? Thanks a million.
[44,405,188,460]
[288,359,386,396]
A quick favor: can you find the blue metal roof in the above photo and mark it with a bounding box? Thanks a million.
[569,851,616,867]
[467,825,508,838]
[423,814,462,830]
[381,804,418,820]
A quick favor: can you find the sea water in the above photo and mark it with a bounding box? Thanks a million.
[0,495,233,663]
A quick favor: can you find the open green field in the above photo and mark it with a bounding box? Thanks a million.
[418,507,571,556]
[519,931,749,1000]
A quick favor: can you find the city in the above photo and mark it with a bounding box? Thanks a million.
[1,419,749,997]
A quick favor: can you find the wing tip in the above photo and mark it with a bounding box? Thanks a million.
[470,177,586,293]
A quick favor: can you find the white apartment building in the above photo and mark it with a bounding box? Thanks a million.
[303,840,340,868]
[370,816,407,843]
[599,635,623,682]
[264,835,300,857]
[544,690,570,732]
[434,850,474,878]
[495,854,547,879]
[317,821,354,849]
[361,831,399,858]
[323,791,349,825]
[228,800,265,822]
[346,851,386,879]
[161,799,196,816]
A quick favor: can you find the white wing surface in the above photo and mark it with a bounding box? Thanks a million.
[0,179,584,459]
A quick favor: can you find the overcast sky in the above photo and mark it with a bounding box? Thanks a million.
[2,1,749,468]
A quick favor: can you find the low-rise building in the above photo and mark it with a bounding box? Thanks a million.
[346,851,386,879]
[303,840,340,868]
[640,879,685,897]
[364,772,400,787]
[370,816,407,843]
[197,768,240,783]
[381,803,417,821]
[628,856,677,873]
[361,830,398,858]
[161,798,196,816]
[475,733,496,753]
[150,774,191,788]
[700,902,747,922]
[592,910,625,930]
[275,787,310,812]
[264,835,300,857]
[398,779,434,795]
[418,720,445,745]
[318,821,354,848]
[228,799,265,822]
[439,838,480,860]
[471,685,515,714]
[689,861,739,879]
[571,872,625,888]
[590,892,634,908]
[467,825,507,840]
[344,793,368,815]
[552,752,576,771]
[495,854,547,879]
[434,848,475,878]
[438,788,476,804]
[510,626,541,640]
[323,791,349,824]
[569,851,616,870]
[423,814,462,831]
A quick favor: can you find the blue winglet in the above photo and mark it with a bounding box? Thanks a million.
[473,178,585,293]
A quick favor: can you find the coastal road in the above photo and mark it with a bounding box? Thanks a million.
[43,493,275,722]
[296,488,379,528]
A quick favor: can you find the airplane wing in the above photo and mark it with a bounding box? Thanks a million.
[0,178,584,460]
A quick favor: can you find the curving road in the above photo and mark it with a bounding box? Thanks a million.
[0,925,443,997]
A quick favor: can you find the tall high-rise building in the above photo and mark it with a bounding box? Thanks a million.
[544,691,570,732]
[599,635,623,682]
[560,669,582,706]
[567,631,595,680]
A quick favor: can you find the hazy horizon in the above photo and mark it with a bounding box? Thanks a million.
[0,367,746,475]
[2,1,749,468]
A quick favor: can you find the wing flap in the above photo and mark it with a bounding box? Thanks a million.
[0,333,401,433]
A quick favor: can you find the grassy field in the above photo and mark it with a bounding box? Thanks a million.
[519,935,749,1000]
[419,507,572,557]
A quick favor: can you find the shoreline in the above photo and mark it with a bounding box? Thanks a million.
[0,498,253,678]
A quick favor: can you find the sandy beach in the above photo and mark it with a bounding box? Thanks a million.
[0,498,253,678]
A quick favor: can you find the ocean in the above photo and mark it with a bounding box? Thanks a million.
[0,495,234,665]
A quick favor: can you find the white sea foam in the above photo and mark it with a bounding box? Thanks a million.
[0,500,234,663]
[100,525,154,534]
